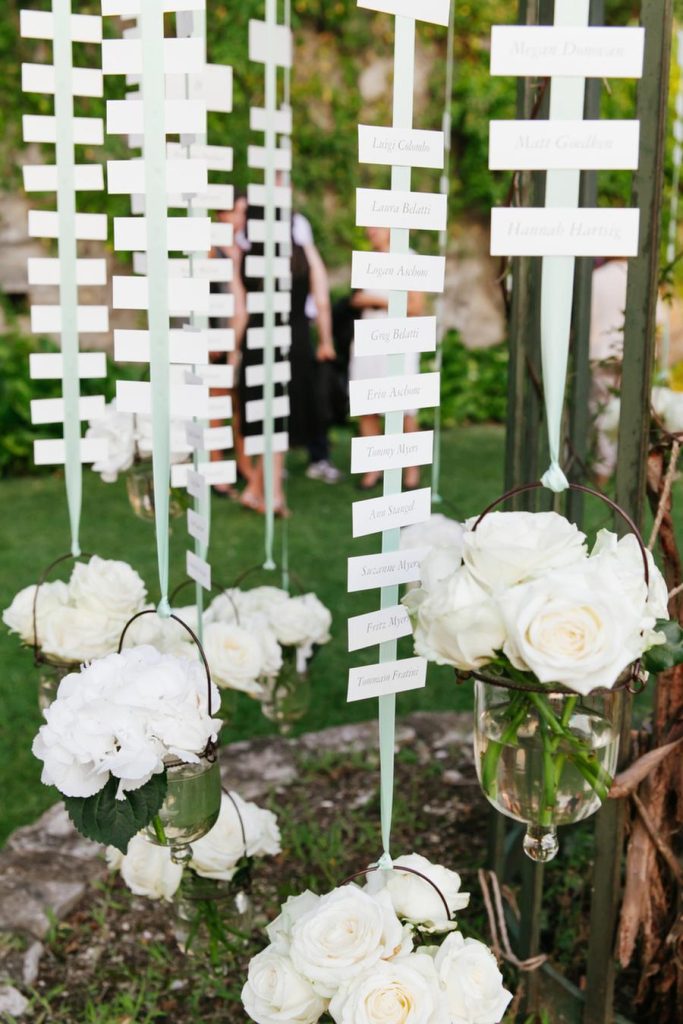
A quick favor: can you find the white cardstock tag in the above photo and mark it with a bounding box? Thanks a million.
[489,120,641,171]
[186,470,206,500]
[24,164,104,192]
[187,509,209,547]
[349,372,440,416]
[358,125,445,169]
[351,252,446,294]
[347,656,427,703]
[356,188,447,231]
[186,550,212,591]
[357,0,450,26]
[30,352,106,380]
[245,396,291,424]
[348,605,414,653]
[353,487,432,539]
[246,326,292,350]
[490,26,645,79]
[351,431,434,473]
[34,438,108,466]
[491,208,640,257]
[243,433,289,457]
[354,316,437,357]
[347,547,428,593]
[245,362,292,387]
[248,20,293,67]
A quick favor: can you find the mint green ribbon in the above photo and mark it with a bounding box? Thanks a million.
[375,12,417,864]
[141,0,172,618]
[540,0,589,495]
[53,0,81,557]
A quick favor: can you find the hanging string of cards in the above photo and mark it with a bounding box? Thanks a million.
[246,2,293,570]
[103,0,221,611]
[662,30,683,377]
[21,2,109,555]
[347,0,451,710]
[489,0,644,491]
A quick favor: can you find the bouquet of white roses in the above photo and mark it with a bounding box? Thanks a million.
[242,853,512,1024]
[3,556,147,667]
[107,791,281,958]
[405,510,681,843]
[31,645,221,852]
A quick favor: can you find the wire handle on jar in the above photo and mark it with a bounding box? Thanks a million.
[231,563,307,595]
[118,609,216,718]
[31,551,93,667]
[340,864,452,923]
[472,481,650,587]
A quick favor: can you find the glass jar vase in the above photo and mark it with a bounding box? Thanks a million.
[173,869,254,960]
[126,463,185,522]
[260,649,311,734]
[37,659,79,712]
[146,757,222,860]
[473,680,623,862]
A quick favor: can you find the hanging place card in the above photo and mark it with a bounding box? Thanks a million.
[107,158,207,195]
[28,257,107,286]
[30,352,106,380]
[247,325,292,351]
[23,115,103,146]
[348,547,428,593]
[354,316,437,357]
[31,395,104,425]
[357,0,450,27]
[173,460,236,488]
[491,208,640,258]
[248,146,292,172]
[208,395,233,419]
[248,20,292,68]
[359,126,444,170]
[102,0,206,15]
[353,487,432,539]
[351,430,434,473]
[244,433,289,457]
[117,379,209,419]
[349,372,441,417]
[186,550,211,592]
[247,219,291,244]
[490,26,645,79]
[245,362,292,387]
[247,292,291,316]
[113,276,210,316]
[20,10,102,43]
[29,210,107,241]
[102,37,204,75]
[196,364,234,388]
[352,252,446,294]
[187,424,234,452]
[168,142,233,172]
[248,184,292,209]
[207,328,235,353]
[489,120,641,171]
[246,396,291,424]
[114,216,210,252]
[187,508,209,547]
[347,656,427,703]
[348,605,414,654]
[245,255,290,279]
[22,63,103,98]
[24,164,104,192]
[356,188,447,232]
[34,438,108,466]
[107,99,206,136]
[31,306,109,334]
[115,329,209,365]
[251,107,292,135]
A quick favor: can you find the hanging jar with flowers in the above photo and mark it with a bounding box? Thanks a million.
[404,486,683,861]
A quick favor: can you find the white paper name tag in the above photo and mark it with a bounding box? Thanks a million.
[117,380,209,419]
[186,550,211,592]
[30,352,106,380]
[207,395,233,419]
[24,164,104,193]
[358,0,450,26]
[113,276,210,316]
[187,509,209,547]
[245,362,292,387]
[353,487,431,539]
[102,0,205,14]
[490,26,645,79]
[356,188,447,232]
[247,326,292,350]
[245,255,290,280]
[244,433,289,457]
[250,107,292,135]
[359,125,444,169]
[22,63,103,98]
[173,460,236,488]
[21,10,102,43]
[489,120,641,171]
[352,252,445,294]
[29,211,107,242]
[248,20,293,68]
[196,364,234,388]
[248,184,292,209]
[28,257,107,286]
[246,396,291,424]
[34,438,108,466]
[348,605,414,653]
[187,425,233,452]
[115,329,209,366]
[186,470,206,500]
[208,328,236,353]
[354,316,437,357]
[347,656,427,702]
[348,547,428,593]
[23,115,104,146]
[167,142,233,172]
[31,395,104,425]
[351,431,434,473]
[491,208,640,258]
[246,292,292,315]
[107,99,206,136]
[31,305,109,334]
[168,185,234,211]
[107,158,207,196]
[114,216,211,253]
[102,38,204,75]
[247,219,291,244]
[349,372,440,416]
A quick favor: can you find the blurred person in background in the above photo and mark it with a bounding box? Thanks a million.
[349,225,425,491]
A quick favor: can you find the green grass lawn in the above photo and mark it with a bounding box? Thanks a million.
[0,425,507,843]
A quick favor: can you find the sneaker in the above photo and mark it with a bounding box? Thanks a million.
[306,460,344,484]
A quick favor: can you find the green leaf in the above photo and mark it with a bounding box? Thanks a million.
[642,619,683,674]
[64,772,168,853]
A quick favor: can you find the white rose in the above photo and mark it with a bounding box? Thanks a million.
[242,948,327,1024]
[86,401,136,483]
[266,891,321,953]
[420,546,465,594]
[462,511,587,590]
[69,556,147,623]
[266,596,320,648]
[190,791,281,881]
[115,834,183,901]
[329,955,449,1024]
[290,885,411,998]
[240,614,283,678]
[366,854,470,933]
[402,515,465,559]
[499,562,646,695]
[203,622,265,696]
[239,586,290,619]
[39,604,122,662]
[205,591,240,626]
[434,932,512,1024]
[591,529,669,623]
[32,685,118,797]
[652,386,683,435]
[3,580,70,646]
[409,568,506,672]
[125,607,196,659]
